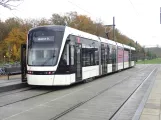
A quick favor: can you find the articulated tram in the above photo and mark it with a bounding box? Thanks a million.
[26,25,136,86]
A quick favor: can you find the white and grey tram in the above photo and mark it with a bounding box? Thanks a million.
[26,25,136,86]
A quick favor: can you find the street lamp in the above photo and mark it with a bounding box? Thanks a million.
[4,56,5,64]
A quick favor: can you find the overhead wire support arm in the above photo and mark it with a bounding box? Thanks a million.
[104,17,115,41]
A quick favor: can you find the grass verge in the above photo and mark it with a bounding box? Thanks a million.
[136,58,161,64]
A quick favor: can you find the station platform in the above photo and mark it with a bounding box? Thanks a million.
[138,67,161,120]
[0,75,28,93]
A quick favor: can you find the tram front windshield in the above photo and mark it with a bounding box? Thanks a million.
[28,29,64,66]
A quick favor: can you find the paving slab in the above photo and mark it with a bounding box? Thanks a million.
[142,108,160,116]
[145,102,160,109]
[140,115,159,120]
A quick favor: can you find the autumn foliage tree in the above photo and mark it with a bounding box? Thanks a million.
[3,28,27,61]
[0,11,143,63]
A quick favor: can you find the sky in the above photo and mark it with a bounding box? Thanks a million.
[0,0,161,47]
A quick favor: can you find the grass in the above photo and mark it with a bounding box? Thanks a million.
[136,58,161,64]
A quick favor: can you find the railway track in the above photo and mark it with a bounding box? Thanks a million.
[48,65,157,120]
[0,65,155,120]
[0,65,146,106]
[0,86,70,107]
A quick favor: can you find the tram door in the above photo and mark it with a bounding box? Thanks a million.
[21,44,27,82]
[129,50,131,67]
[75,43,82,81]
[112,47,117,72]
[101,44,107,74]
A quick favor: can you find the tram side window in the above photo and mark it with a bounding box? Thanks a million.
[128,50,131,61]
[69,35,99,66]
[131,50,136,61]
[82,47,96,67]
[108,45,112,64]
[69,35,76,43]
[112,46,116,63]
[67,35,75,65]
[82,47,90,66]
[107,45,110,64]
[90,49,94,65]
[101,44,104,62]
[81,38,97,67]
[85,48,91,66]
[105,47,108,64]
[61,44,70,65]
[95,48,99,65]
[57,43,70,73]
[82,48,86,66]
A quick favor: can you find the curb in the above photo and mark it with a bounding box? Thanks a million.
[132,67,158,120]
[0,82,28,93]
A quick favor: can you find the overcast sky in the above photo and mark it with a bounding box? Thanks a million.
[0,0,161,47]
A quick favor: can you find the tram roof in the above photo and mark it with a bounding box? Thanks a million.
[29,25,65,32]
[123,44,131,49]
[117,42,123,48]
[29,25,136,51]
[66,26,100,42]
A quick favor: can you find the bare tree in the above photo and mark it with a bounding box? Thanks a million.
[0,0,23,10]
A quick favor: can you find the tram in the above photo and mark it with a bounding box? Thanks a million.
[26,25,136,86]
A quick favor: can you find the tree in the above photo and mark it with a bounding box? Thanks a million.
[65,11,77,25]
[69,15,96,34]
[5,17,22,29]
[0,0,23,10]
[3,28,27,61]
[0,41,8,62]
[50,14,66,25]
[20,19,33,32]
[0,20,8,41]
[3,18,22,40]
[50,12,99,35]
[38,18,51,26]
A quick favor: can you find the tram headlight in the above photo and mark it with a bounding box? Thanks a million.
[27,71,33,74]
